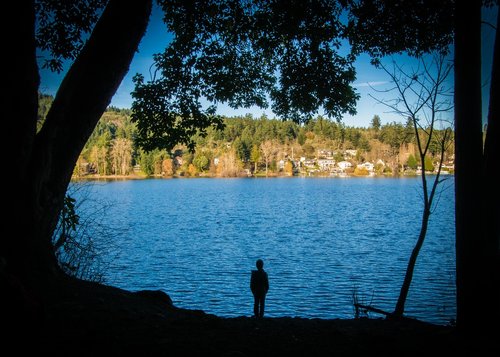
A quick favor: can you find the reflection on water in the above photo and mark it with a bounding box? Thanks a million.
[76,177,456,325]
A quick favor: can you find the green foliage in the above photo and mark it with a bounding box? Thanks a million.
[233,137,250,162]
[251,144,261,166]
[358,136,371,152]
[406,155,418,170]
[39,0,454,158]
[334,151,345,162]
[131,73,225,153]
[424,156,434,172]
[138,149,155,176]
[297,130,306,146]
[371,115,381,131]
[379,122,402,149]
[37,92,53,131]
[35,0,107,72]
[193,153,210,172]
[72,103,454,178]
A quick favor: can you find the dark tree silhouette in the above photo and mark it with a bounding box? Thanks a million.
[347,0,499,333]
[346,0,454,58]
[4,0,152,285]
[370,55,453,317]
[454,0,499,333]
[132,0,359,152]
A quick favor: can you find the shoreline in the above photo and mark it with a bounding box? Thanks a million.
[72,172,452,181]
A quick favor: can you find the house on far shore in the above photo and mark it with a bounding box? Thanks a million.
[357,162,374,172]
[318,159,336,171]
[337,161,352,170]
[345,149,357,158]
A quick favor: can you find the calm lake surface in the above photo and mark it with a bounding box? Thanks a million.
[74,177,456,325]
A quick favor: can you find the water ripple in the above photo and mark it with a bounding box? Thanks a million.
[74,177,456,325]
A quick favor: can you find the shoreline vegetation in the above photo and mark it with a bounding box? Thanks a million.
[72,170,452,181]
[41,98,454,181]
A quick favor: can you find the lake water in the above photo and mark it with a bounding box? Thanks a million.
[73,177,456,325]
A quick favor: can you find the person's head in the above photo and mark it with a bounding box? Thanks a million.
[256,259,264,270]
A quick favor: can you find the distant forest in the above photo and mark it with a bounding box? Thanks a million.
[38,94,454,178]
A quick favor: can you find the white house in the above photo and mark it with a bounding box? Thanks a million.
[345,149,357,157]
[300,159,316,169]
[337,161,352,170]
[318,159,336,171]
[357,162,374,172]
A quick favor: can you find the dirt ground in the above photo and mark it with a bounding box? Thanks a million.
[5,277,498,356]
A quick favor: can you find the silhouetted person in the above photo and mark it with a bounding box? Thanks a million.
[250,259,269,318]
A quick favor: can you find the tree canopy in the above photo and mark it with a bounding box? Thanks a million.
[132,0,360,151]
[346,0,454,58]
[131,0,457,153]
[35,0,107,72]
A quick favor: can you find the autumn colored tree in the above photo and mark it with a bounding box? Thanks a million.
[111,138,132,176]
[260,140,278,176]
[162,158,175,176]
[216,150,242,177]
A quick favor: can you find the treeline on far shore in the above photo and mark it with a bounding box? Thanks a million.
[40,96,452,179]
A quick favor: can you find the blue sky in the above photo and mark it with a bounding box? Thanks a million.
[38,4,497,128]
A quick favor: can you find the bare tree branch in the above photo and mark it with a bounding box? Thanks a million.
[371,54,454,317]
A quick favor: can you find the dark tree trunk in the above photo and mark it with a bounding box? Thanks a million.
[482,6,500,325]
[3,1,39,280]
[454,0,485,333]
[394,208,431,317]
[4,0,152,287]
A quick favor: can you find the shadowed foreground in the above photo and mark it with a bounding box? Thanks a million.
[14,277,498,356]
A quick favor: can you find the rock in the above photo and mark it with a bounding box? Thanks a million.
[134,289,173,307]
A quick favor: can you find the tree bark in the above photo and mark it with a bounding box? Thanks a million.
[394,208,430,316]
[9,0,152,283]
[482,6,500,325]
[3,1,39,279]
[454,0,484,333]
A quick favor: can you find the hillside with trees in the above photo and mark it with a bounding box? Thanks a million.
[68,103,454,179]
